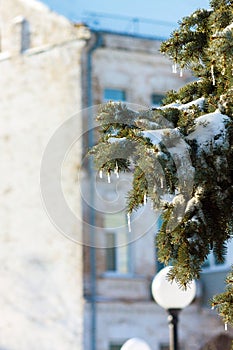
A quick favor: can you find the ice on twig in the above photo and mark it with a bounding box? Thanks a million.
[127,213,131,232]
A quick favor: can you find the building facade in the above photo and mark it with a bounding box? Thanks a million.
[0,1,88,349]
[0,1,233,350]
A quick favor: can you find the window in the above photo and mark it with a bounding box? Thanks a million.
[12,16,30,53]
[160,344,184,350]
[202,239,233,271]
[156,216,166,272]
[104,212,132,274]
[160,345,169,350]
[202,250,226,270]
[106,233,117,271]
[104,88,126,102]
[21,18,30,52]
[110,344,123,350]
[151,93,164,107]
[105,232,130,273]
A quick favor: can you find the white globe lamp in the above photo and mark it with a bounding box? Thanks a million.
[151,266,196,350]
[121,337,152,350]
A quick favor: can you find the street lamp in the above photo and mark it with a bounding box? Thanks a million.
[121,337,152,350]
[151,266,196,350]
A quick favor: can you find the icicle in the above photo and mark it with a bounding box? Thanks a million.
[114,162,119,178]
[211,305,215,310]
[180,68,183,77]
[144,193,147,206]
[107,172,111,184]
[172,62,177,74]
[211,64,215,86]
[160,177,164,189]
[99,170,103,179]
[225,323,228,331]
[127,213,131,232]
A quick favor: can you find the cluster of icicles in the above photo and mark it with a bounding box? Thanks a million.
[172,62,183,77]
[99,162,119,184]
[99,162,166,233]
[99,162,133,232]
[172,61,216,86]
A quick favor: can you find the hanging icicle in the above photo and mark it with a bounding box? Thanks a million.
[211,64,215,86]
[114,161,119,178]
[127,213,131,232]
[107,172,111,184]
[225,323,228,331]
[180,68,183,77]
[99,169,103,179]
[160,177,164,189]
[211,305,215,310]
[222,54,226,75]
[172,62,177,74]
[144,193,147,206]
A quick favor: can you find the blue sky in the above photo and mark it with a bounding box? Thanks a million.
[39,0,210,37]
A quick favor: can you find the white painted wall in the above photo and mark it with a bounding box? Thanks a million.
[0,1,88,349]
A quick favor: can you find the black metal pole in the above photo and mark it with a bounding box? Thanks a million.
[167,309,180,350]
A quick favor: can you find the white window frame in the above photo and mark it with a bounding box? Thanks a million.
[104,228,133,277]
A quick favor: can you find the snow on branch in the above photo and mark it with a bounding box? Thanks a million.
[159,97,205,111]
[187,109,230,151]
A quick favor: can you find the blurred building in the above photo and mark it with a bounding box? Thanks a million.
[0,0,233,350]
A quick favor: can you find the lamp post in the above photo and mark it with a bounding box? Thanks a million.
[151,266,196,350]
[121,337,152,350]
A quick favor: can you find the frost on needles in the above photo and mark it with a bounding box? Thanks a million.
[91,0,233,326]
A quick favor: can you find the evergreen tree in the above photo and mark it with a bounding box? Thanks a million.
[212,269,233,328]
[91,0,233,326]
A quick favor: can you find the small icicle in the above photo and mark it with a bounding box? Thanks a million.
[211,305,215,310]
[127,213,131,232]
[114,162,119,178]
[99,170,103,179]
[225,323,228,331]
[211,64,215,86]
[144,193,147,206]
[160,177,164,189]
[107,172,111,184]
[180,68,183,77]
[172,62,177,74]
